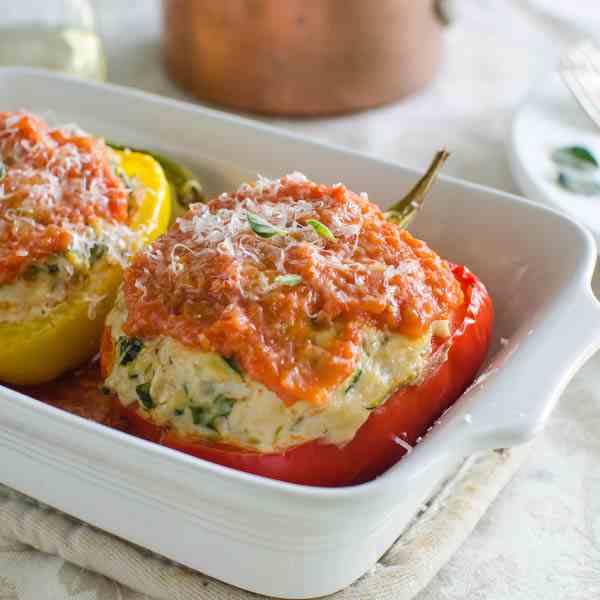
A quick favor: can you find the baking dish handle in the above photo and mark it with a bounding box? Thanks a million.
[445,286,600,453]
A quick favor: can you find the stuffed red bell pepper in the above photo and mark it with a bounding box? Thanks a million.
[100,157,493,487]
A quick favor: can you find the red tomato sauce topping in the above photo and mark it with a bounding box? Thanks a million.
[122,174,463,406]
[12,359,122,429]
[0,112,129,285]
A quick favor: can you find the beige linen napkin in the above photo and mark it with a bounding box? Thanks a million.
[0,444,530,600]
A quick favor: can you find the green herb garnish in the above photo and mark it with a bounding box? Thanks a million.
[174,408,185,416]
[274,274,302,287]
[345,368,363,394]
[189,405,208,426]
[223,356,243,377]
[23,264,42,279]
[552,146,599,172]
[213,394,235,417]
[0,162,6,182]
[307,219,336,241]
[118,336,144,365]
[47,264,59,274]
[247,212,286,238]
[89,243,107,265]
[136,382,154,409]
[557,172,600,196]
[100,385,111,396]
[189,395,235,430]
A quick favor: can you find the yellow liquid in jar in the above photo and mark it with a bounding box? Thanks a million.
[0,25,106,81]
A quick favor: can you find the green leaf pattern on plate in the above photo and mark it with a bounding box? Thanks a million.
[552,145,600,197]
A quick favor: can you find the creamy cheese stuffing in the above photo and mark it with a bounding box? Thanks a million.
[0,221,142,324]
[0,111,144,325]
[0,255,72,322]
[105,293,449,451]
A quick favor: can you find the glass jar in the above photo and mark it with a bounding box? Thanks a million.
[0,0,105,81]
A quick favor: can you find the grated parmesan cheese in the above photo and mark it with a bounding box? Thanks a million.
[0,111,144,321]
[85,293,106,320]
[0,111,135,286]
[393,435,413,454]
[122,173,464,406]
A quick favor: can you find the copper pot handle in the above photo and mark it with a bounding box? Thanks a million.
[434,0,453,25]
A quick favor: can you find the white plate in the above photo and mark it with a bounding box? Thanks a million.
[511,70,600,246]
[1,69,600,599]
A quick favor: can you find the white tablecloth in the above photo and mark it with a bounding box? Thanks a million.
[3,1,600,598]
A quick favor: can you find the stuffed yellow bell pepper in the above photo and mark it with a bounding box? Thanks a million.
[107,140,204,221]
[0,111,171,385]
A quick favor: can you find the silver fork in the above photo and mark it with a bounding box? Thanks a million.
[560,39,600,130]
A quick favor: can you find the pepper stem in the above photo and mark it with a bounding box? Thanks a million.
[385,149,450,228]
[106,140,205,209]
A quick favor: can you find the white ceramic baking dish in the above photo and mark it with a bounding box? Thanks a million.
[0,69,599,599]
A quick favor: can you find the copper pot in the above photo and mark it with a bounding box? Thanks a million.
[162,0,444,116]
